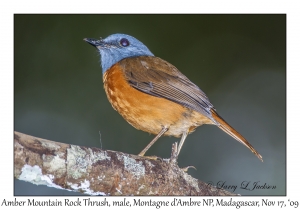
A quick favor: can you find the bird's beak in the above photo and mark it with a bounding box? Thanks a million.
[83,38,104,48]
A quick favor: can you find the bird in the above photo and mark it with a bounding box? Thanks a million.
[84,33,263,162]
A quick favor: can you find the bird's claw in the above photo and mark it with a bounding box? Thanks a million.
[138,155,162,161]
[181,165,197,172]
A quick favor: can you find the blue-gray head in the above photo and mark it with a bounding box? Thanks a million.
[84,34,154,73]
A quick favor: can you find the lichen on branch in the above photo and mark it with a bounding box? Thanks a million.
[14,131,236,196]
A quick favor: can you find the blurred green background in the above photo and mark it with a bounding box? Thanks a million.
[14,14,285,195]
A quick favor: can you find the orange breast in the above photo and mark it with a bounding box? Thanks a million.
[103,63,213,137]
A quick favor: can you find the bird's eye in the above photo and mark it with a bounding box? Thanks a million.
[120,38,130,47]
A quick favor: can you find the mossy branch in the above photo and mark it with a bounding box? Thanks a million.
[14,131,236,196]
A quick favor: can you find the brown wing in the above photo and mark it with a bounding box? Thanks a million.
[118,56,217,123]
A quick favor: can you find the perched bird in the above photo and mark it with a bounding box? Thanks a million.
[84,34,262,161]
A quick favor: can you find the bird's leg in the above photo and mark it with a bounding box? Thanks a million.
[138,126,168,156]
[177,131,188,156]
[177,131,197,171]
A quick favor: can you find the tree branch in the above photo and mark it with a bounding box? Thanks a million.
[14,131,236,196]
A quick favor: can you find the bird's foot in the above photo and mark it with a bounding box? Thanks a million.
[169,142,196,172]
